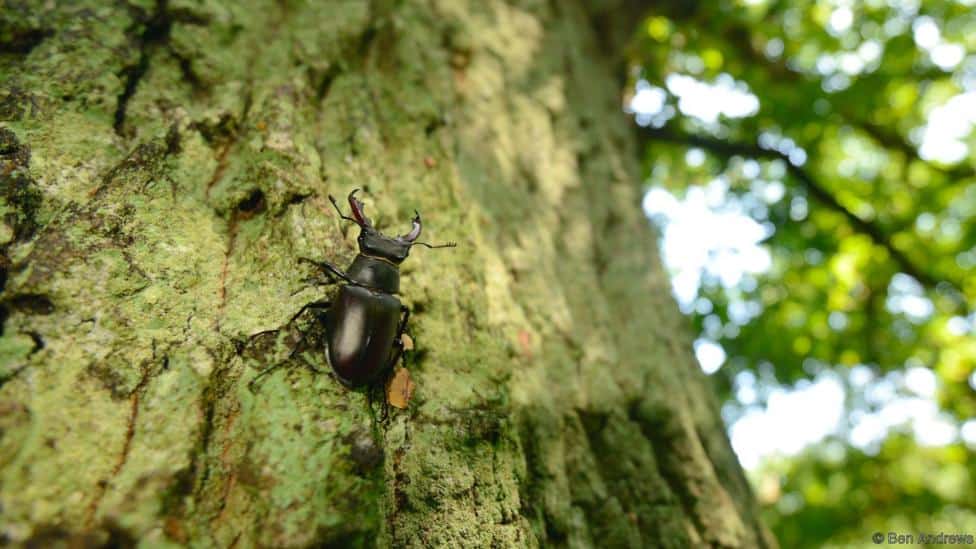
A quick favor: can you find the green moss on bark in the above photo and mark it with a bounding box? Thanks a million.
[0,1,775,547]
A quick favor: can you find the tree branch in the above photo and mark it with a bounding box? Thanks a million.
[657,9,973,187]
[639,126,968,308]
[840,114,976,185]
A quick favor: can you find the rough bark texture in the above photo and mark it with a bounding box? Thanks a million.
[0,1,775,547]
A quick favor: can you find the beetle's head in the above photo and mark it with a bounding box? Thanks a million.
[332,189,454,264]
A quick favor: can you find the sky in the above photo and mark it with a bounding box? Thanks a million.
[630,62,975,470]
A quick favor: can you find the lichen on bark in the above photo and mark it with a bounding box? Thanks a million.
[1,1,775,547]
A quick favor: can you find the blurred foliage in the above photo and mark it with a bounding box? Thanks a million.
[760,433,976,548]
[628,0,976,546]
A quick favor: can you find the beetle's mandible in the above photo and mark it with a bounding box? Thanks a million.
[252,189,455,395]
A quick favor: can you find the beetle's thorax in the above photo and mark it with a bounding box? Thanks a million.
[346,254,400,293]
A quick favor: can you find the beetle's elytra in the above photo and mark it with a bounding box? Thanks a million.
[250,189,455,399]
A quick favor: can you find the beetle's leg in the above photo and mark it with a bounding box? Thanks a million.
[382,306,411,377]
[247,300,330,394]
[298,257,356,285]
[296,311,332,375]
[376,384,390,422]
[380,391,390,422]
[247,341,325,394]
[397,305,411,339]
[291,276,338,294]
[386,344,405,379]
[291,346,327,375]
[372,305,412,417]
[286,298,331,325]
[248,360,289,394]
[365,385,390,423]
[394,305,411,367]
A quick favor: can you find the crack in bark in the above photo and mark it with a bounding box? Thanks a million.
[191,363,221,504]
[24,329,44,355]
[308,9,379,121]
[695,423,772,549]
[149,40,260,536]
[0,26,52,55]
[114,0,173,137]
[113,49,150,137]
[84,363,157,526]
[628,400,748,549]
[513,409,562,543]
[184,422,213,509]
[208,405,241,528]
[204,143,232,199]
[215,214,241,332]
[112,1,210,137]
[386,422,412,546]
[642,423,709,545]
[186,343,244,532]
[0,363,29,389]
[1,294,54,315]
[204,106,252,331]
[169,47,206,93]
[0,128,44,339]
[315,64,342,103]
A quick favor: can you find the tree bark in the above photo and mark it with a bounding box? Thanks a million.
[0,1,775,547]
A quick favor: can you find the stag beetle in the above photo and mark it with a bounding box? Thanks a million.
[249,189,454,402]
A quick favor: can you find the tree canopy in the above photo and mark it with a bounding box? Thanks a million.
[628,0,976,546]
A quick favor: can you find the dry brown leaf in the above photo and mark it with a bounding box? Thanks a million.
[387,367,415,409]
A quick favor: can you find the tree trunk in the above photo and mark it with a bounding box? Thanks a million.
[0,1,775,547]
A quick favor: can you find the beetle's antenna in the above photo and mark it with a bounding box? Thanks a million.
[412,241,457,249]
[328,193,360,225]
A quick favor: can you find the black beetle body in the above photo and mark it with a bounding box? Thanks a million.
[326,267,402,386]
[297,189,454,389]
